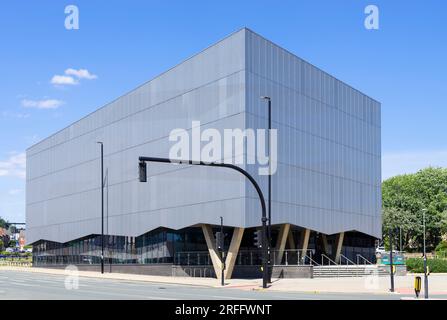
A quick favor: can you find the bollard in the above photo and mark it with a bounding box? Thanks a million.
[414,276,421,298]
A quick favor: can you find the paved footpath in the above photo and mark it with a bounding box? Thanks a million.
[1,266,446,299]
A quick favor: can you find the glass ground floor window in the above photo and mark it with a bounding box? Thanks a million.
[32,227,377,266]
[32,227,213,266]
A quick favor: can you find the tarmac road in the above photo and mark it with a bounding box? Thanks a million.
[0,269,428,300]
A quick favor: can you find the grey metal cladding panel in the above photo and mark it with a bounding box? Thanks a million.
[26,30,248,244]
[26,71,246,181]
[26,83,247,205]
[27,114,248,221]
[244,29,381,238]
[27,112,248,243]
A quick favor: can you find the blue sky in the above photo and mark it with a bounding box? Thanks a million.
[0,0,446,222]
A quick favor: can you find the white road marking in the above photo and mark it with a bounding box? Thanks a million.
[210,295,254,300]
[9,282,41,288]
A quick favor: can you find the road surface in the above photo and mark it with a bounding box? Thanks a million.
[0,270,436,300]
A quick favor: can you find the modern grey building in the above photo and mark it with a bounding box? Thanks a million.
[26,28,381,278]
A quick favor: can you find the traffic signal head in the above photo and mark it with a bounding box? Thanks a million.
[215,231,224,250]
[139,161,147,182]
[254,229,263,248]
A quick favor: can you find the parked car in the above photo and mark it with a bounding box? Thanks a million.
[82,256,93,264]
[5,248,14,253]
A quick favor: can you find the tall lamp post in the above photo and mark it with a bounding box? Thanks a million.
[260,96,272,283]
[422,208,429,299]
[220,216,224,287]
[97,142,104,274]
[389,228,394,292]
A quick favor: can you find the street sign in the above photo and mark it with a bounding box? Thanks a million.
[381,252,405,265]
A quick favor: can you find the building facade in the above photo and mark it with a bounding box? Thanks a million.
[27,28,381,278]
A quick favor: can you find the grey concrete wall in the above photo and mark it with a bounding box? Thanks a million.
[34,264,174,277]
[34,264,314,279]
[271,266,314,279]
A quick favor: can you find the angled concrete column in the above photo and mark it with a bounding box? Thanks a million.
[274,224,290,265]
[287,228,296,250]
[224,227,244,279]
[321,234,330,255]
[299,228,311,263]
[201,224,222,279]
[334,232,345,264]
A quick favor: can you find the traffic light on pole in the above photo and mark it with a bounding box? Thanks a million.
[139,161,147,182]
[215,231,224,250]
[254,229,263,248]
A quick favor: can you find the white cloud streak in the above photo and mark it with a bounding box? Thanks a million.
[21,99,65,109]
[51,68,97,86]
[1,111,30,119]
[51,75,78,86]
[65,68,97,80]
[0,152,26,179]
[8,189,22,195]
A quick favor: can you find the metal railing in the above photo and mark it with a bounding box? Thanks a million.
[339,254,356,265]
[161,250,379,268]
[0,261,32,267]
[174,251,212,266]
[174,249,320,266]
[271,249,315,266]
[181,267,212,277]
[321,254,337,266]
[356,254,373,265]
[301,252,320,266]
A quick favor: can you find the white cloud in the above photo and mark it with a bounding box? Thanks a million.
[382,150,447,180]
[8,189,22,195]
[1,111,30,119]
[65,68,97,80]
[21,99,65,109]
[51,75,78,86]
[51,68,97,87]
[0,152,26,179]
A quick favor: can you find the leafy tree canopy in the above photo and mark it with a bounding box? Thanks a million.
[0,216,9,229]
[382,167,447,251]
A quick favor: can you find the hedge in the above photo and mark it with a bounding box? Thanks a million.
[406,258,447,273]
[436,241,447,253]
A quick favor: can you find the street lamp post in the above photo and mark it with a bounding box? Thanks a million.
[399,227,402,252]
[260,96,272,283]
[389,228,394,292]
[422,208,429,299]
[220,216,224,287]
[97,142,104,274]
[138,156,269,289]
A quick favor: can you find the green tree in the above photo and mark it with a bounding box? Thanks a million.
[8,239,17,248]
[382,167,447,251]
[0,216,8,229]
[382,207,418,251]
